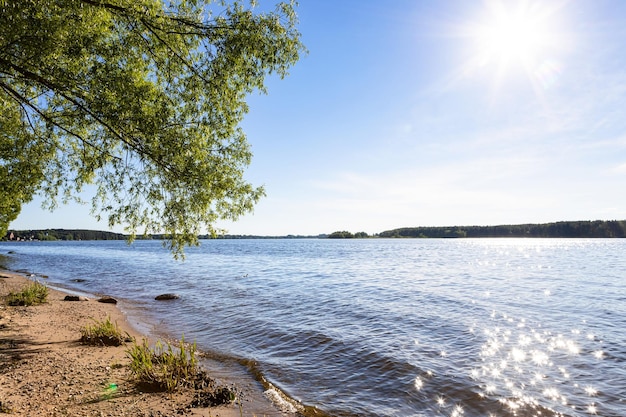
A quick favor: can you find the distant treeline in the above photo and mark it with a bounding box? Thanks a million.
[378,220,626,239]
[4,229,326,241]
[5,229,125,241]
[6,220,626,242]
[328,231,369,239]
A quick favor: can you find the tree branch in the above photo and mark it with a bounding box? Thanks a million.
[139,18,212,85]
[77,0,232,34]
[0,57,176,175]
[0,79,120,164]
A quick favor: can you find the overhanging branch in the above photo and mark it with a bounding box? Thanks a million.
[0,79,120,164]
[0,57,178,176]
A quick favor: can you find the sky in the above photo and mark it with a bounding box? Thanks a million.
[11,0,626,236]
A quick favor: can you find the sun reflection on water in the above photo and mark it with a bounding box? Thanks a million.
[414,307,609,416]
[468,311,607,416]
[451,404,465,417]
[414,376,424,391]
[400,240,623,417]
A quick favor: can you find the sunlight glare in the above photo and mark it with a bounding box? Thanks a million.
[511,347,527,362]
[531,350,549,366]
[473,2,555,67]
[459,0,569,100]
[414,376,424,391]
[451,404,465,417]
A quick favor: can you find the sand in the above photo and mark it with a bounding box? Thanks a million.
[0,271,294,417]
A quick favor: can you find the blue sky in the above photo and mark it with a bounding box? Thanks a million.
[12,0,626,236]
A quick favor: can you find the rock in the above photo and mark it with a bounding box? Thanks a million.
[70,278,87,283]
[97,296,118,304]
[155,293,180,301]
[190,385,237,407]
[63,295,89,302]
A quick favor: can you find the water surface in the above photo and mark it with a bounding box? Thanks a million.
[1,238,624,416]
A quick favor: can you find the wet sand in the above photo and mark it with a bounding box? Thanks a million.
[0,270,293,417]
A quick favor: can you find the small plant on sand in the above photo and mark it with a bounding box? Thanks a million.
[127,336,198,392]
[80,316,134,346]
[6,281,48,306]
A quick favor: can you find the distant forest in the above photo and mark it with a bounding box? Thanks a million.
[377,220,626,239]
[5,229,125,241]
[5,220,626,241]
[3,229,323,241]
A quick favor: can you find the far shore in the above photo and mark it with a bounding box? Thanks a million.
[0,270,291,417]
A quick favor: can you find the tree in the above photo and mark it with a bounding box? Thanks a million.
[328,231,354,239]
[0,0,304,257]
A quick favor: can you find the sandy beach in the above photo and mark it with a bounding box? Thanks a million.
[0,271,292,417]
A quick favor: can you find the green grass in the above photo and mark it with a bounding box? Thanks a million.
[126,336,198,392]
[7,281,48,306]
[80,316,134,346]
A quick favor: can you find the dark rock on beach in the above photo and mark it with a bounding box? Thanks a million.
[97,296,118,304]
[155,293,180,301]
[63,295,89,302]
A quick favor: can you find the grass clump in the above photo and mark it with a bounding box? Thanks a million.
[127,336,198,392]
[80,316,134,346]
[7,281,48,306]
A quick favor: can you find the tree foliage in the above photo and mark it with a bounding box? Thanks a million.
[328,231,354,239]
[0,0,304,256]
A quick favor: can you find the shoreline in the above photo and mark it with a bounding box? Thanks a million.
[0,270,295,416]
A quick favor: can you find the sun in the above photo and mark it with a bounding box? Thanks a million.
[466,1,565,82]
[475,8,545,67]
